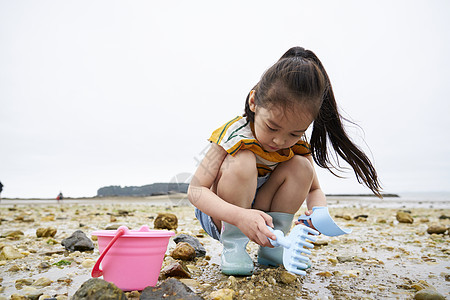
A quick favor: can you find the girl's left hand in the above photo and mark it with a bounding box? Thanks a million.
[294,209,320,234]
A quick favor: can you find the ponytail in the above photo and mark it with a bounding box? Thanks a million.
[306,51,382,197]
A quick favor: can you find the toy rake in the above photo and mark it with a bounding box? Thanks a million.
[266,224,319,276]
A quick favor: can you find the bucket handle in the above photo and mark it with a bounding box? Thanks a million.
[91,226,128,278]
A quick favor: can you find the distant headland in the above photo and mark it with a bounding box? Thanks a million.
[96,182,189,197]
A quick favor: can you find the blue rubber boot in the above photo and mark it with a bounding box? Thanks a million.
[220,222,254,275]
[257,212,294,266]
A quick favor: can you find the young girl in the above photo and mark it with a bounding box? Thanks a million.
[188,46,381,275]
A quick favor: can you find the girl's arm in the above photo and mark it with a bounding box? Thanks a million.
[305,154,327,209]
[295,155,327,227]
[188,143,276,246]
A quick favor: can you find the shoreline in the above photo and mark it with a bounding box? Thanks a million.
[1,192,449,209]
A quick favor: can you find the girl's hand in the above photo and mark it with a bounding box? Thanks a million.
[236,209,277,248]
[294,209,321,234]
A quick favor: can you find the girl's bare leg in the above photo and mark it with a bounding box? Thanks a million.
[211,150,258,229]
[254,155,314,266]
[253,155,314,213]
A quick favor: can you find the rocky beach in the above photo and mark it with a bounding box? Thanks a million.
[0,194,449,299]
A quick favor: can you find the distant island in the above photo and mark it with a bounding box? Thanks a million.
[326,193,399,198]
[97,183,398,198]
[97,182,189,197]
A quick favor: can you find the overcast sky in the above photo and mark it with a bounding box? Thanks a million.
[1,1,449,198]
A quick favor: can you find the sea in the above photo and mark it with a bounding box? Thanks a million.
[1,192,449,209]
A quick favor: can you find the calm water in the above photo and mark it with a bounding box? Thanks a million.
[1,192,449,209]
[326,192,450,209]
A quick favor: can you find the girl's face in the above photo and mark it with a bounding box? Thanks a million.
[249,91,314,152]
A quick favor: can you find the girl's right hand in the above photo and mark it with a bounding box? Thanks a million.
[235,209,277,247]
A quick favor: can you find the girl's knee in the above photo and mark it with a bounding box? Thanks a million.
[285,155,314,181]
[221,150,257,181]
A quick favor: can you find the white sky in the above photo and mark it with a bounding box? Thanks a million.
[1,0,449,198]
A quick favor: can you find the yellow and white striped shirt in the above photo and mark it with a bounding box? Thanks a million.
[209,116,311,176]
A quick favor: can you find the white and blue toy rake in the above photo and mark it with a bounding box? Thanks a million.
[267,206,352,276]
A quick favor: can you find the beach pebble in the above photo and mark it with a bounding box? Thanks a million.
[426,225,447,235]
[313,239,328,246]
[337,256,354,263]
[15,278,34,289]
[38,262,51,269]
[210,288,235,300]
[0,245,24,260]
[173,234,206,257]
[8,264,21,272]
[15,214,35,223]
[22,286,43,299]
[57,276,73,284]
[335,214,352,220]
[171,242,196,261]
[81,259,96,268]
[396,211,414,223]
[343,270,359,278]
[36,227,57,238]
[354,214,368,220]
[328,257,338,265]
[104,224,121,230]
[376,218,387,223]
[61,230,94,252]
[154,213,178,230]
[414,289,446,300]
[5,230,25,238]
[140,278,202,300]
[72,278,126,300]
[179,278,203,293]
[160,261,191,279]
[317,271,333,277]
[279,271,297,284]
[410,280,432,291]
[117,210,130,216]
[32,277,53,287]
[125,290,140,299]
[41,214,55,221]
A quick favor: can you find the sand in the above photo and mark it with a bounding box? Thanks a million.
[0,195,449,299]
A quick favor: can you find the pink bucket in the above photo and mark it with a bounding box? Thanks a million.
[91,225,174,291]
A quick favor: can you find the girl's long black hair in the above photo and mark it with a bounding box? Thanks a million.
[244,47,382,197]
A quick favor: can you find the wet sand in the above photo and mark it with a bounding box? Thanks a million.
[0,195,449,299]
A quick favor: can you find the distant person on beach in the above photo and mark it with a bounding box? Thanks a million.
[188,47,381,275]
[57,192,63,202]
[0,181,3,201]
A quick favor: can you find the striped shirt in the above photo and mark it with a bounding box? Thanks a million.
[209,116,311,176]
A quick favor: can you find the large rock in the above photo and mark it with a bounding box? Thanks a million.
[160,261,191,279]
[396,211,414,223]
[140,278,203,300]
[170,242,196,261]
[36,227,57,238]
[154,213,178,230]
[174,234,206,257]
[72,278,126,300]
[414,289,445,300]
[61,230,94,252]
[426,225,447,235]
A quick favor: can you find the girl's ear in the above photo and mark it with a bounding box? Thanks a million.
[248,90,257,112]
